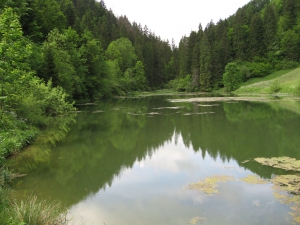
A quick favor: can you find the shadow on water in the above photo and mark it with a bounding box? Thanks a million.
[8,95,300,219]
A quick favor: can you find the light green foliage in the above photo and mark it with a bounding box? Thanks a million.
[0,8,74,158]
[134,60,146,90]
[41,28,88,98]
[0,7,33,113]
[165,75,193,92]
[105,38,147,92]
[269,79,281,93]
[83,34,109,98]
[235,67,300,94]
[106,60,124,95]
[106,37,137,73]
[223,62,243,92]
[241,59,273,78]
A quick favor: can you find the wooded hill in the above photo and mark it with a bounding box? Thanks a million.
[1,0,300,101]
[172,0,300,92]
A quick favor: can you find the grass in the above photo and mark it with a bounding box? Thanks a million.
[7,196,68,225]
[235,67,300,95]
[0,113,72,225]
[240,69,294,86]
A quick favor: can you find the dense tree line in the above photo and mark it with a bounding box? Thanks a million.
[170,0,300,92]
[0,0,173,104]
[2,0,299,102]
[0,3,177,207]
[0,0,175,160]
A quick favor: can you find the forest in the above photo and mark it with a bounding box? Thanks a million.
[0,0,300,223]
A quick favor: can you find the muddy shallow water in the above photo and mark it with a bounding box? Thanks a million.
[10,94,300,224]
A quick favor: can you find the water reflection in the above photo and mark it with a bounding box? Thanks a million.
[9,96,300,224]
[67,134,290,225]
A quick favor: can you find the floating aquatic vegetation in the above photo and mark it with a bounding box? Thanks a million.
[92,110,104,113]
[147,112,160,115]
[254,157,300,172]
[253,157,300,224]
[75,103,96,106]
[187,175,234,196]
[183,112,215,116]
[271,175,300,224]
[169,96,279,103]
[272,175,300,195]
[127,112,140,116]
[188,217,206,225]
[240,175,269,184]
[198,104,219,107]
[153,106,183,110]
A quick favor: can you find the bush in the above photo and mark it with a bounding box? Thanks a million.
[15,79,75,126]
[269,80,281,93]
[223,62,243,92]
[165,75,194,92]
[243,61,273,78]
[294,82,300,96]
[275,60,299,70]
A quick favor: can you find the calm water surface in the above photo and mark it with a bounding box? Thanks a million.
[10,94,300,225]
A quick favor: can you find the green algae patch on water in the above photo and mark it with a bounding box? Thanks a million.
[271,175,300,224]
[253,157,300,224]
[272,174,300,195]
[187,175,234,196]
[188,216,207,225]
[240,175,269,184]
[255,157,300,172]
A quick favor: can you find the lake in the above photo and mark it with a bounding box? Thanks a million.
[10,94,300,225]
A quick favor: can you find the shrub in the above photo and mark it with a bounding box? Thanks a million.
[269,80,281,93]
[223,62,243,92]
[294,82,300,96]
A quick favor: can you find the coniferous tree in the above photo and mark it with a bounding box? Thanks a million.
[264,3,278,48]
[199,34,212,91]
[250,14,266,58]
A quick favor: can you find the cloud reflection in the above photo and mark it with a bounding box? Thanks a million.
[67,133,292,225]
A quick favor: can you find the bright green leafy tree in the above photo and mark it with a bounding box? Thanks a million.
[223,62,243,92]
[0,7,33,115]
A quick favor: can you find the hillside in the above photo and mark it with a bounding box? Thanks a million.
[170,0,300,92]
[234,67,300,95]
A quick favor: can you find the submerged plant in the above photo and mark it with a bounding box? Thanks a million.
[187,175,234,196]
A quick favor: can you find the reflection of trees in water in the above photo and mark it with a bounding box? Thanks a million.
[10,97,300,208]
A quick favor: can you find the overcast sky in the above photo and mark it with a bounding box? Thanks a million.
[105,0,251,45]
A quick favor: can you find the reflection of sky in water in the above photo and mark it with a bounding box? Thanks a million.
[68,133,292,225]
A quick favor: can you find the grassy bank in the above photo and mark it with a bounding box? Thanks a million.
[234,67,300,95]
[0,112,74,224]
